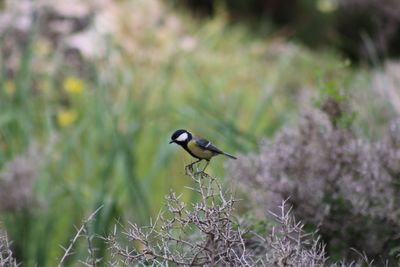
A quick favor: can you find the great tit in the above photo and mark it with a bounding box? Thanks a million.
[169,129,237,171]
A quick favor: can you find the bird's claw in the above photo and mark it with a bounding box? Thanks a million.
[194,170,205,176]
[185,163,194,174]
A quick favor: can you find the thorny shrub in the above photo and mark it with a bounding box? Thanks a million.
[2,166,388,266]
[0,227,18,267]
[105,169,253,266]
[102,168,371,266]
[227,97,400,262]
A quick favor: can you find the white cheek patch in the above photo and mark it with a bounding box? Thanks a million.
[176,132,188,142]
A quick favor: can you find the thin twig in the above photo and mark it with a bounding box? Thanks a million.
[57,205,103,267]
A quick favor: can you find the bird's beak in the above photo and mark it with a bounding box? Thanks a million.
[169,140,174,144]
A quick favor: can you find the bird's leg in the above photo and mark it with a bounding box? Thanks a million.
[202,160,210,172]
[193,159,202,169]
[185,159,202,173]
[193,160,209,176]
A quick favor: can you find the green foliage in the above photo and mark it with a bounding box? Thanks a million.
[313,69,357,129]
[0,22,277,266]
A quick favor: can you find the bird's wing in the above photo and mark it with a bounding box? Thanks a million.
[194,137,223,154]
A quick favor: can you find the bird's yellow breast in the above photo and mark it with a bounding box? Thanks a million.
[187,140,214,160]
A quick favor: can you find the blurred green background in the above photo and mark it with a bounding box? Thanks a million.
[0,0,399,265]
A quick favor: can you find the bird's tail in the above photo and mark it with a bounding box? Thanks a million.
[223,152,237,159]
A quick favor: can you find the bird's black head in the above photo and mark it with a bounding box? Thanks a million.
[169,129,192,145]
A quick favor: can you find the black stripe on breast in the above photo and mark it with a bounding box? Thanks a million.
[181,143,201,159]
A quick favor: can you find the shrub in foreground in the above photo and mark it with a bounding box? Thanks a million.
[0,228,17,267]
[52,168,383,266]
[104,169,328,266]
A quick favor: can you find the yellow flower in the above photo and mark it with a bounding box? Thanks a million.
[63,77,84,94]
[57,109,78,127]
[4,80,16,95]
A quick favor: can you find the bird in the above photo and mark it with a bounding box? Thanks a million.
[169,129,237,171]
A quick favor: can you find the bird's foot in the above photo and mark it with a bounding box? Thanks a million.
[185,163,194,175]
[185,165,208,177]
[194,170,206,177]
